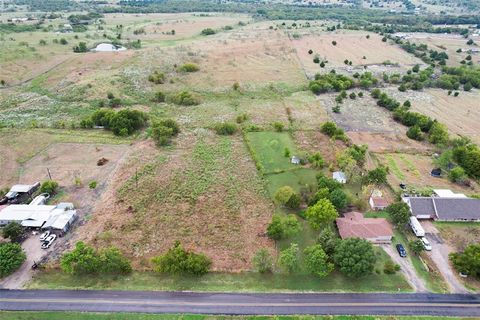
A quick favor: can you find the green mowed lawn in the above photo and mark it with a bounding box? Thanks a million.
[0,312,467,320]
[245,131,299,173]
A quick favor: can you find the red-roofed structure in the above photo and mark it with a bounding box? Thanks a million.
[336,211,393,244]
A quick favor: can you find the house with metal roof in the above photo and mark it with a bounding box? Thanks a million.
[403,196,480,221]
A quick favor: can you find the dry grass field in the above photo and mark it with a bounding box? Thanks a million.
[405,33,480,66]
[71,131,274,271]
[291,30,423,77]
[383,87,480,144]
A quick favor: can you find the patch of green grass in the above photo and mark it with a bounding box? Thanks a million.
[28,268,411,293]
[265,168,318,197]
[399,154,420,178]
[0,312,469,320]
[364,210,390,218]
[385,154,405,181]
[245,131,298,174]
[392,230,448,293]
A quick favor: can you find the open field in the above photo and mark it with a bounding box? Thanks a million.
[293,130,346,164]
[404,33,480,66]
[291,30,423,77]
[69,131,274,272]
[374,153,479,193]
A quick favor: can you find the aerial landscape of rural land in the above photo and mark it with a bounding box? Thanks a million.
[0,0,480,318]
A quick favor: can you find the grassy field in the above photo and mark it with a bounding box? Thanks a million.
[29,265,410,292]
[0,312,471,320]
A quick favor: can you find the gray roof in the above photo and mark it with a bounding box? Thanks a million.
[408,197,435,217]
[434,198,480,221]
[407,197,480,221]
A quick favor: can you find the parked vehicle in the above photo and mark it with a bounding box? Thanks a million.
[421,237,432,251]
[41,234,56,249]
[409,216,425,237]
[39,231,51,242]
[396,244,407,257]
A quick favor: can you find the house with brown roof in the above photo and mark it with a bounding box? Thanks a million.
[369,196,389,211]
[336,211,393,244]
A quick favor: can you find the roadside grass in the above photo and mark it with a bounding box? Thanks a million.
[28,266,411,293]
[0,312,470,320]
[245,131,299,174]
[392,230,448,293]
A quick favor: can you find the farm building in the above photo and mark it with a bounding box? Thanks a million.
[0,203,77,232]
[336,211,393,244]
[432,189,467,198]
[403,196,480,221]
[369,196,389,211]
[333,171,347,184]
[92,43,127,52]
[291,156,301,165]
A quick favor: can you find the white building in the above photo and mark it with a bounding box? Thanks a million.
[91,43,127,52]
[333,171,347,184]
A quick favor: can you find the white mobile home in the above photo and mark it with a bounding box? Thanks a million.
[409,216,425,237]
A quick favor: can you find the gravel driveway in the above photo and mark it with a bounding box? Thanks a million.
[421,221,468,293]
[381,244,428,292]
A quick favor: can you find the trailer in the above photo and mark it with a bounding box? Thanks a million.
[409,216,425,237]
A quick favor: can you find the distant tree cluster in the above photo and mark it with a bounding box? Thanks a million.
[80,109,148,136]
[309,72,354,94]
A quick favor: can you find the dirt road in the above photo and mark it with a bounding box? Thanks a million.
[382,244,427,293]
[421,221,468,293]
[0,234,51,289]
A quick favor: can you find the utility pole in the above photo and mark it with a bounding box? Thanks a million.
[47,168,52,180]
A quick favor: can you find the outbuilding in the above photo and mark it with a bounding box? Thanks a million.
[333,171,347,184]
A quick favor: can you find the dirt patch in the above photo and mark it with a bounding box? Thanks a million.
[71,132,274,272]
[348,132,431,153]
[293,130,347,165]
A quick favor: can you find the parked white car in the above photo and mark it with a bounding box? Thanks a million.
[421,237,432,251]
[39,231,50,242]
[41,234,56,249]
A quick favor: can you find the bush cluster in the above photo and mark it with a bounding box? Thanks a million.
[152,241,211,275]
[148,71,165,84]
[81,109,148,136]
[309,72,354,94]
[152,119,180,146]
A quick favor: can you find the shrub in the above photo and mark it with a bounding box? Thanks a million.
[272,122,285,132]
[383,261,396,274]
[448,167,466,183]
[201,28,216,35]
[153,91,166,103]
[152,119,180,146]
[266,214,301,240]
[108,109,148,136]
[60,38,68,45]
[308,152,325,169]
[2,222,23,242]
[349,92,356,99]
[88,181,97,189]
[450,243,480,278]
[148,71,165,84]
[252,249,273,273]
[179,63,200,72]
[332,41,337,46]
[235,113,248,124]
[0,243,26,277]
[73,42,88,53]
[152,241,211,275]
[274,186,300,209]
[279,243,300,273]
[171,91,200,106]
[40,180,59,195]
[214,122,237,135]
[407,125,423,140]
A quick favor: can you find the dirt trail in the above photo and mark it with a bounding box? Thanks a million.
[421,221,469,293]
[381,244,428,293]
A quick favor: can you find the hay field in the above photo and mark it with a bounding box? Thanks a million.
[291,30,423,77]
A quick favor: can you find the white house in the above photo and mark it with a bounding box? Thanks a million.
[333,171,347,184]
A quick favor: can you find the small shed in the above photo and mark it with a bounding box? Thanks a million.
[369,196,389,211]
[333,171,347,184]
[291,156,301,165]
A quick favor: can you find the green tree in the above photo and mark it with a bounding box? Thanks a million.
[99,247,132,274]
[407,125,423,140]
[252,249,273,273]
[409,240,425,255]
[2,222,23,242]
[334,238,376,277]
[304,244,334,278]
[152,119,180,146]
[152,241,211,275]
[308,152,325,169]
[266,214,301,240]
[328,189,348,210]
[278,243,299,273]
[320,121,338,137]
[274,186,300,209]
[201,28,216,35]
[317,174,342,191]
[317,226,339,257]
[60,241,101,275]
[0,243,26,277]
[386,202,411,227]
[305,198,338,230]
[448,167,466,183]
[364,167,388,185]
[450,243,480,278]
[429,122,449,145]
[309,187,330,206]
[40,180,59,195]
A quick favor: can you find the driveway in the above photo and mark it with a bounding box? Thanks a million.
[0,233,52,289]
[381,244,427,293]
[421,221,468,293]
